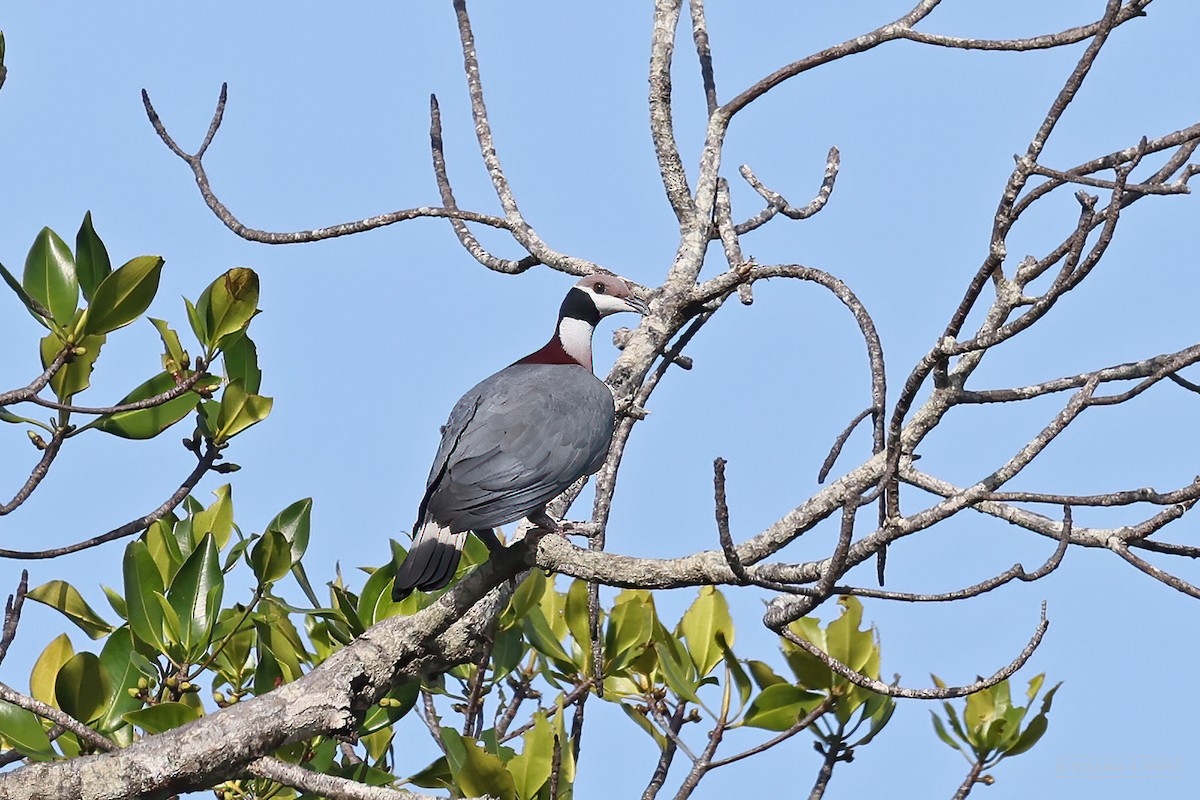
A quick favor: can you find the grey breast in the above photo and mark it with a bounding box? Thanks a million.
[422,363,616,531]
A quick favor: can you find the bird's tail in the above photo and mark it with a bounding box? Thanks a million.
[392,520,468,600]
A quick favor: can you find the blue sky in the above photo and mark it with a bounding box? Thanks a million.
[1,2,1198,797]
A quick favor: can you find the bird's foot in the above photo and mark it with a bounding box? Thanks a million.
[528,510,562,533]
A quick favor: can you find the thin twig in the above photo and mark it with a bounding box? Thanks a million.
[0,442,221,559]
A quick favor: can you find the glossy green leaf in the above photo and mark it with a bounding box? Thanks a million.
[75,211,111,302]
[148,317,188,378]
[213,379,272,443]
[250,529,293,586]
[504,569,546,626]
[604,593,653,674]
[30,633,74,708]
[523,607,575,673]
[122,702,201,734]
[26,580,114,639]
[221,331,261,394]
[123,540,167,652]
[0,257,54,327]
[679,585,733,678]
[94,371,215,439]
[168,533,223,660]
[55,652,111,724]
[83,255,163,335]
[191,484,234,550]
[265,498,312,566]
[654,638,701,705]
[183,296,207,346]
[508,710,555,800]
[196,267,259,349]
[564,579,591,654]
[0,701,56,760]
[101,586,127,620]
[24,227,77,325]
[144,518,184,586]
[39,332,105,402]
[742,683,824,731]
[97,627,150,729]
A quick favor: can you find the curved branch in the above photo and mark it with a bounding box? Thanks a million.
[899,0,1151,51]
[0,427,66,516]
[141,85,516,245]
[835,507,1071,603]
[734,147,840,234]
[23,366,210,416]
[766,603,1049,700]
[0,442,221,559]
[451,0,602,276]
[0,348,70,408]
[428,94,538,274]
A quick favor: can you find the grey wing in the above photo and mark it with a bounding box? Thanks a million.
[423,364,615,531]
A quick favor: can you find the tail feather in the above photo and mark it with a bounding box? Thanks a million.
[393,520,468,600]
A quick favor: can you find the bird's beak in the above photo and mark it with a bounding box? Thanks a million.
[623,295,650,315]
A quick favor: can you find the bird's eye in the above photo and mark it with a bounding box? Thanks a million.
[593,282,607,294]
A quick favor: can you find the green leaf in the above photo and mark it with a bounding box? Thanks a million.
[523,607,575,673]
[30,634,74,708]
[123,539,167,652]
[191,484,234,550]
[250,529,293,586]
[654,639,701,705]
[564,579,592,655]
[75,211,112,302]
[102,586,127,620]
[604,593,653,674]
[55,652,111,725]
[221,332,261,394]
[931,711,965,753]
[0,702,57,760]
[184,296,207,346]
[148,317,189,378]
[214,379,272,443]
[741,683,824,731]
[40,332,106,402]
[195,267,259,350]
[26,580,114,639]
[83,255,164,335]
[717,633,752,710]
[508,711,555,800]
[678,585,733,678]
[98,627,151,729]
[122,702,201,734]
[24,227,78,325]
[1004,714,1046,757]
[168,533,223,660]
[265,498,312,566]
[825,596,872,674]
[94,371,215,439]
[746,660,787,690]
[618,703,666,749]
[0,258,53,326]
[442,730,516,800]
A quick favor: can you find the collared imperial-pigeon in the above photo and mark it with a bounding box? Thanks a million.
[393,273,647,599]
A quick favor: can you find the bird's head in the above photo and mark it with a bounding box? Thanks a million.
[570,273,649,318]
